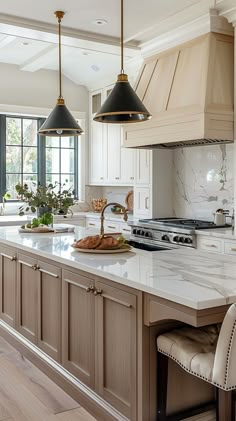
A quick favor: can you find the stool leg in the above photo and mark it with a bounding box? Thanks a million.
[216,389,233,421]
[157,352,168,421]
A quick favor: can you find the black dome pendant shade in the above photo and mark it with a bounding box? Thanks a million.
[94,0,151,124]
[38,11,83,137]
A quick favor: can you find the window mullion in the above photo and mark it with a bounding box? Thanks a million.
[0,116,6,201]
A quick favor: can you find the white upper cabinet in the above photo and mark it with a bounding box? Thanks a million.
[89,86,135,186]
[135,150,151,185]
[107,124,121,183]
[89,121,106,184]
[90,89,102,120]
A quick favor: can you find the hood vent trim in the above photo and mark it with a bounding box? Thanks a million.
[137,138,234,150]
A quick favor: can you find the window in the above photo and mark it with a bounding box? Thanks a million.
[0,115,79,201]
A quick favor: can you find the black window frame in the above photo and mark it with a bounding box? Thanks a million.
[0,114,79,202]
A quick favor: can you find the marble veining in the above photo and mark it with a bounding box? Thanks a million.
[173,144,234,220]
[1,226,236,310]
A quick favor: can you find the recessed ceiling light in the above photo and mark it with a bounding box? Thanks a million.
[82,51,89,56]
[21,41,30,46]
[92,19,108,26]
[91,64,100,72]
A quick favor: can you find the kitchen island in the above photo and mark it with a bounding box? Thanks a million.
[0,226,235,421]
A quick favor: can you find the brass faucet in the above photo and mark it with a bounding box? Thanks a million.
[100,202,128,236]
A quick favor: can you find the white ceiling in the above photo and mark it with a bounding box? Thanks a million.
[0,0,232,89]
[0,0,200,42]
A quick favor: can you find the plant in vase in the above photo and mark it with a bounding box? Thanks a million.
[15,181,76,227]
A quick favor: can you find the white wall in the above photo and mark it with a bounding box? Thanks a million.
[0,63,88,115]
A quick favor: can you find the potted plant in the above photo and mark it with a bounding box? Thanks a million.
[15,181,76,226]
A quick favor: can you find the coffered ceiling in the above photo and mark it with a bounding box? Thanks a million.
[0,0,233,89]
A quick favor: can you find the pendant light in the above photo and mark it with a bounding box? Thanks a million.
[38,11,83,136]
[93,0,151,123]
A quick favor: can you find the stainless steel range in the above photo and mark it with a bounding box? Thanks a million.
[129,217,230,250]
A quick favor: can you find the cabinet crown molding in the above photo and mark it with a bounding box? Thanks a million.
[140,8,233,58]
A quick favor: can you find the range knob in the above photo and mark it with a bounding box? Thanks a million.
[179,237,185,243]
[145,231,151,238]
[173,236,180,242]
[133,229,137,235]
[162,234,170,242]
[184,237,192,244]
[137,230,144,236]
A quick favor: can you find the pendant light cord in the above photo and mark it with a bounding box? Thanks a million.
[58,15,62,98]
[55,11,65,99]
[121,0,124,74]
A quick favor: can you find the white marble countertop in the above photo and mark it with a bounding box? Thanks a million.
[0,226,236,311]
[195,228,236,240]
[0,215,28,226]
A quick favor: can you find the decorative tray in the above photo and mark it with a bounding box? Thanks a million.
[71,245,132,254]
[19,224,75,234]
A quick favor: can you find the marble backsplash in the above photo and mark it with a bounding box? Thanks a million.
[73,185,132,212]
[173,144,234,220]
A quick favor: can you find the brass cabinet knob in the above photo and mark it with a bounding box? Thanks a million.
[32,264,40,271]
[86,285,95,293]
[93,288,103,296]
[11,256,17,261]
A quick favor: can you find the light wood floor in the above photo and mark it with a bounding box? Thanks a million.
[0,336,96,421]
[0,336,218,421]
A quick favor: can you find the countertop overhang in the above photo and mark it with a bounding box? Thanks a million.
[0,226,236,311]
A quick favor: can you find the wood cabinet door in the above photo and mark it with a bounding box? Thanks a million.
[17,253,38,343]
[95,281,137,420]
[0,245,17,327]
[37,261,62,362]
[62,270,95,388]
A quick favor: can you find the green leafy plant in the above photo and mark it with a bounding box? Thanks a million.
[15,182,76,217]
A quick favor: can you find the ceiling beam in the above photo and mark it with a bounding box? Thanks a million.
[0,13,139,58]
[19,44,57,72]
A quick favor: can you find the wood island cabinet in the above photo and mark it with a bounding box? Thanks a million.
[62,270,95,388]
[95,280,137,420]
[61,271,138,419]
[17,254,62,361]
[0,245,17,328]
[17,253,38,344]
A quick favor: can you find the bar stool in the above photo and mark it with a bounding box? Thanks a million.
[156,303,236,421]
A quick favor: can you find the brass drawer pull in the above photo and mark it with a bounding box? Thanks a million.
[86,285,95,293]
[1,253,17,261]
[18,260,35,268]
[122,228,130,232]
[39,268,59,278]
[205,244,217,248]
[107,225,116,229]
[130,177,134,180]
[89,223,96,226]
[94,288,103,296]
[64,278,92,291]
[115,177,120,180]
[230,247,236,252]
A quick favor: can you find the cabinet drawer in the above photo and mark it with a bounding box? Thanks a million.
[197,237,223,253]
[120,224,131,235]
[86,218,100,229]
[104,221,120,232]
[224,241,236,255]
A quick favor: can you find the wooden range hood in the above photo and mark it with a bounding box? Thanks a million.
[123,32,234,149]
